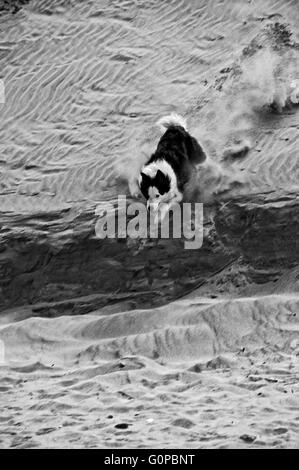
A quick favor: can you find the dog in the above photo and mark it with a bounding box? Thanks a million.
[138,113,207,220]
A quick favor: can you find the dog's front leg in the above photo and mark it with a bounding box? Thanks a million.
[156,192,183,224]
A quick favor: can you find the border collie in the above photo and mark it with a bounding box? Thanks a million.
[138,113,207,218]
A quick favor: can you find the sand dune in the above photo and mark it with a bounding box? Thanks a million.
[0,294,298,448]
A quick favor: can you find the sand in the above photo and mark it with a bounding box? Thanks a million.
[0,294,299,448]
[0,0,299,449]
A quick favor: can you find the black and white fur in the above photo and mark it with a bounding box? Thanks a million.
[138,113,207,216]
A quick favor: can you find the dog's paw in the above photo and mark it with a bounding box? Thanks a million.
[160,203,171,222]
[152,203,171,225]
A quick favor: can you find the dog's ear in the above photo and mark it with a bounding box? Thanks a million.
[154,170,171,194]
[155,169,164,184]
[156,170,170,190]
[140,172,151,185]
[185,134,207,164]
[139,172,151,199]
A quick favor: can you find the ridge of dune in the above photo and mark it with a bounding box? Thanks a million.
[0,293,298,448]
[1,293,299,364]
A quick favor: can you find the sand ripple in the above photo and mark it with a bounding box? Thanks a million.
[1,0,298,214]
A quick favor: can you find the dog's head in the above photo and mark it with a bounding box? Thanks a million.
[138,166,173,210]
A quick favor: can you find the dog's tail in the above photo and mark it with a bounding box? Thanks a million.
[157,113,187,133]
